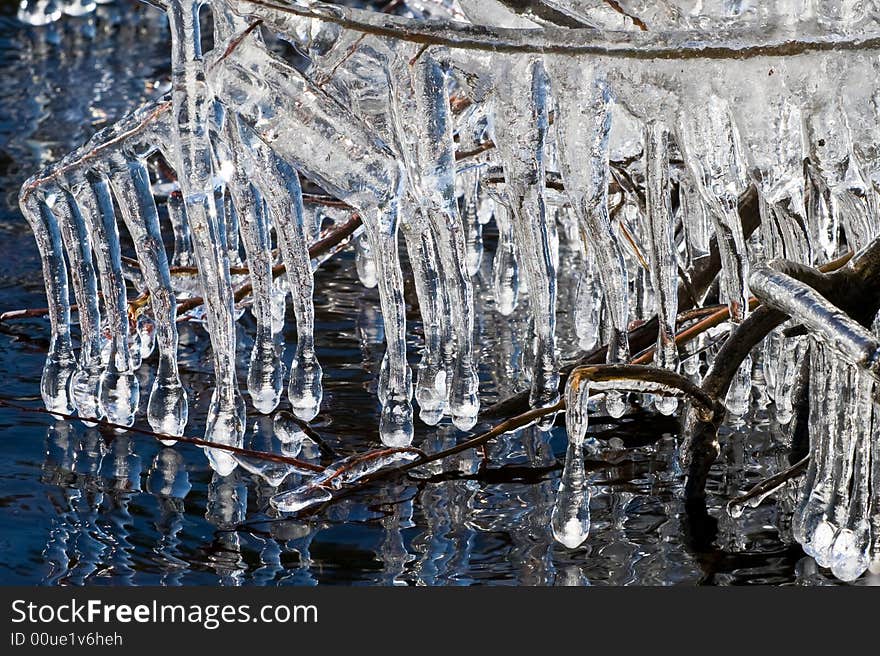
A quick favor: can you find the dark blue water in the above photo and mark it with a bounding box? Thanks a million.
[0,1,861,586]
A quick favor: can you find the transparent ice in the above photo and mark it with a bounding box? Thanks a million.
[19,0,880,581]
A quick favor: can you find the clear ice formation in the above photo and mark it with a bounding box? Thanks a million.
[19,0,880,579]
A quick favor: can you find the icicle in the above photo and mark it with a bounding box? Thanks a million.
[408,51,479,431]
[460,169,484,276]
[549,58,630,418]
[222,117,283,415]
[725,354,752,418]
[77,172,139,427]
[810,360,860,567]
[166,0,243,472]
[564,373,591,446]
[404,223,446,425]
[241,131,322,422]
[106,153,187,441]
[493,56,560,426]
[643,122,679,416]
[50,186,104,422]
[793,344,840,559]
[551,438,592,549]
[19,192,77,414]
[678,93,750,323]
[770,334,805,425]
[492,202,519,315]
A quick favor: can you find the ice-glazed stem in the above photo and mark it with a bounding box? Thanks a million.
[245,136,323,423]
[221,117,282,415]
[410,51,478,431]
[549,58,629,416]
[212,35,412,445]
[105,154,186,441]
[51,185,103,421]
[403,222,446,426]
[750,264,880,377]
[166,0,243,470]
[492,55,559,427]
[19,193,76,414]
[643,122,679,415]
[75,173,139,426]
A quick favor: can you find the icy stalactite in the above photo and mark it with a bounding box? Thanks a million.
[19,195,77,414]
[77,173,140,427]
[105,153,187,441]
[51,186,104,422]
[492,56,560,429]
[244,136,322,423]
[160,0,241,473]
[220,118,283,416]
[405,51,479,431]
[552,374,592,549]
[491,202,519,316]
[21,0,880,580]
[643,122,679,416]
[549,58,629,419]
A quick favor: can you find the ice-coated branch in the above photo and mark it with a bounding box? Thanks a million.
[230,0,880,59]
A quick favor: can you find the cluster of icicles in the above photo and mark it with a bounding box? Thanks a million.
[17,0,115,25]
[18,0,880,578]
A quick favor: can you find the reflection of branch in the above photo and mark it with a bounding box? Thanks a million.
[726,456,808,515]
